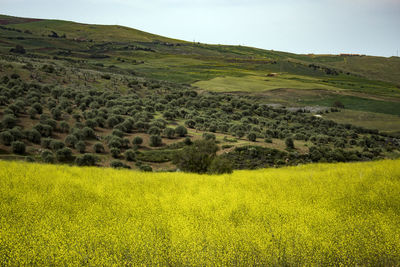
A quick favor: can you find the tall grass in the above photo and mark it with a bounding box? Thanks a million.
[0,160,399,265]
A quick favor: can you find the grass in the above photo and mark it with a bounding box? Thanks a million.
[325,109,400,136]
[1,160,400,265]
[193,74,340,93]
[300,95,400,116]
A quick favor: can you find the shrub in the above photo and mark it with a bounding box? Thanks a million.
[247,132,257,142]
[25,129,41,144]
[41,150,55,163]
[125,149,136,161]
[132,136,143,146]
[56,147,73,162]
[41,138,54,149]
[148,126,161,135]
[175,126,187,137]
[149,135,162,147]
[50,140,65,151]
[11,141,25,154]
[173,140,219,173]
[208,157,233,174]
[110,160,125,169]
[164,127,175,139]
[110,148,120,158]
[59,121,70,133]
[0,131,13,146]
[139,165,153,172]
[203,133,216,141]
[65,135,78,148]
[28,107,37,119]
[75,141,86,153]
[184,137,192,146]
[82,127,96,139]
[75,154,99,166]
[2,115,17,129]
[32,103,43,114]
[93,143,105,153]
[285,138,295,149]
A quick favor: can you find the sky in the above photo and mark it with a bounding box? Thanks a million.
[1,0,400,57]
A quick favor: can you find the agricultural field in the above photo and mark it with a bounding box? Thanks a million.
[1,160,400,265]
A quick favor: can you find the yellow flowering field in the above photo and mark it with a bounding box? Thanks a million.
[0,160,399,265]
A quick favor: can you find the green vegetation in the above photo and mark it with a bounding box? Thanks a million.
[1,160,399,265]
[0,14,399,171]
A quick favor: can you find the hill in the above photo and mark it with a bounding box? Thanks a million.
[0,14,400,170]
[1,159,399,265]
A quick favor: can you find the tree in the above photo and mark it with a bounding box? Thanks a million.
[93,143,105,153]
[175,125,187,137]
[59,121,70,133]
[125,149,136,161]
[285,137,295,149]
[149,135,162,147]
[148,126,161,135]
[110,147,120,158]
[75,141,86,153]
[41,150,55,163]
[0,131,13,146]
[2,115,17,129]
[11,141,26,154]
[56,147,73,162]
[208,156,233,174]
[164,127,175,139]
[173,140,219,173]
[26,129,41,144]
[28,107,37,119]
[75,154,99,166]
[132,136,143,146]
[65,135,78,148]
[50,140,65,151]
[247,132,257,142]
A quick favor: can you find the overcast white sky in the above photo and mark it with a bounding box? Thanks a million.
[1,0,400,57]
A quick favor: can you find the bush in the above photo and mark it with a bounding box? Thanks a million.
[28,107,37,119]
[285,138,295,149]
[132,136,143,146]
[125,149,136,161]
[110,147,120,158]
[164,127,175,139]
[203,133,216,141]
[75,154,99,166]
[11,141,25,154]
[50,140,65,151]
[208,156,233,174]
[148,126,161,135]
[93,143,105,153]
[110,160,126,169]
[0,131,13,146]
[56,147,73,162]
[25,129,41,144]
[75,141,86,153]
[41,150,55,163]
[175,125,187,137]
[81,127,96,139]
[173,140,219,173]
[149,135,162,147]
[59,121,70,133]
[2,115,17,129]
[41,138,54,149]
[139,165,153,172]
[247,132,257,142]
[65,135,78,148]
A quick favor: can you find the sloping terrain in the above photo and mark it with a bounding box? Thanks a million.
[0,14,400,170]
